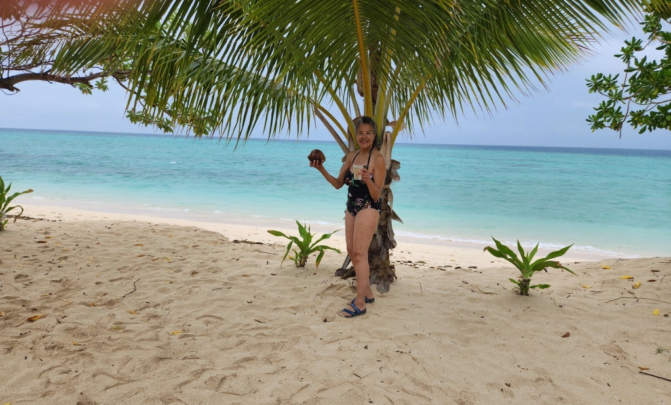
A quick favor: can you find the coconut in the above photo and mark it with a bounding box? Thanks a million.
[307,149,326,164]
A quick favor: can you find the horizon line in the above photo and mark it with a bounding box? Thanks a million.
[2,126,669,152]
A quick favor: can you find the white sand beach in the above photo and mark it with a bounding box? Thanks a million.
[1,206,670,404]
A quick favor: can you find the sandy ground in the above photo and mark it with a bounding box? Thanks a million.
[1,214,670,404]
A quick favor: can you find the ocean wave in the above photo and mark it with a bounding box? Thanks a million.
[394,230,638,258]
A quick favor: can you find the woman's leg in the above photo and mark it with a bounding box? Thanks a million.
[341,208,379,316]
[345,211,355,259]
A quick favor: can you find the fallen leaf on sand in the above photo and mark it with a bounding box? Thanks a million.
[3,402,12,405]
[151,258,159,261]
[45,236,52,239]
[72,340,79,346]
[134,244,144,247]
[632,281,641,289]
[171,331,182,335]
[90,303,98,307]
[638,367,650,370]
[127,310,138,315]
[602,265,611,269]
[653,309,660,316]
[163,258,171,261]
[136,254,145,257]
[562,332,570,338]
[0,311,5,317]
[582,284,592,289]
[26,315,44,322]
[619,275,633,280]
[169,235,174,238]
[241,274,251,277]
[36,240,47,244]
[647,279,657,282]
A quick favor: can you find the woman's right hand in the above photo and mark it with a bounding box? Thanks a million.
[310,159,324,171]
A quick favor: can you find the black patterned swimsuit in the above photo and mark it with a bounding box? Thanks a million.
[344,151,381,216]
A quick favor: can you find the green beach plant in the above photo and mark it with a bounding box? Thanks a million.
[0,175,34,231]
[268,222,340,268]
[484,237,575,296]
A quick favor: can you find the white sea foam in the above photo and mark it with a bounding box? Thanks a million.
[394,230,638,258]
[309,220,335,225]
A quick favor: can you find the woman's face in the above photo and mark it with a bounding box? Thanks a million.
[356,123,375,149]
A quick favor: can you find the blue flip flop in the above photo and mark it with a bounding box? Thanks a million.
[341,301,367,318]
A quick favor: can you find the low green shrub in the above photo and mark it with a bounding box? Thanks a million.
[0,175,33,231]
[268,221,340,268]
[484,237,575,296]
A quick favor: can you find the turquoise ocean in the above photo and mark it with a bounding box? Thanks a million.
[1,128,670,257]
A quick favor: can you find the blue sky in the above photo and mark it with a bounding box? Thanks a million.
[2,24,670,150]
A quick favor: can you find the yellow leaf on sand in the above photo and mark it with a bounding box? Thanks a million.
[134,244,144,247]
[602,265,611,269]
[26,315,44,322]
[241,274,251,277]
[72,341,79,346]
[0,311,5,317]
[632,281,641,289]
[90,303,98,307]
[639,366,650,370]
[171,331,182,335]
[127,310,138,315]
[620,275,633,280]
[653,309,660,316]
[3,402,12,405]
[582,284,592,289]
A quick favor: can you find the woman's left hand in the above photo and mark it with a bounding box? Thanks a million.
[360,166,373,182]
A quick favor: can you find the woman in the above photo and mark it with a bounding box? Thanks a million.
[311,116,386,318]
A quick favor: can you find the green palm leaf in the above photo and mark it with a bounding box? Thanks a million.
[35,0,640,143]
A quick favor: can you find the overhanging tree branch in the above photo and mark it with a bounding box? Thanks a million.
[0,69,130,92]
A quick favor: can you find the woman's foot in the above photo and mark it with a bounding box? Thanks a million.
[338,298,367,318]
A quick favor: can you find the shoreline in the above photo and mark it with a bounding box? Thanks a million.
[16,202,636,267]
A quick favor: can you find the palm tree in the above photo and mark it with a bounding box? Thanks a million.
[42,0,640,292]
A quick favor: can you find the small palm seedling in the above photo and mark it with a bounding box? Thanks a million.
[484,237,575,296]
[0,175,33,231]
[268,221,340,268]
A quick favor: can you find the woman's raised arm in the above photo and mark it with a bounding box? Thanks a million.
[312,152,352,190]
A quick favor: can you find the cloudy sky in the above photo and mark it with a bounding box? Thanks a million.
[2,22,670,150]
